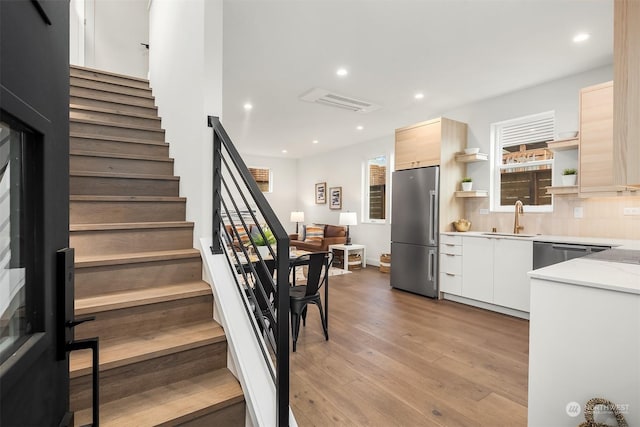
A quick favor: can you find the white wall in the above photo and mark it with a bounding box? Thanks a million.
[296,136,394,266]
[69,0,85,66]
[241,154,299,234]
[85,0,149,78]
[149,0,223,247]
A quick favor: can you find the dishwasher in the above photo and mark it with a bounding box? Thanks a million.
[533,241,611,269]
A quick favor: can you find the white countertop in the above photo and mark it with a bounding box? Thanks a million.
[442,231,640,250]
[528,256,640,295]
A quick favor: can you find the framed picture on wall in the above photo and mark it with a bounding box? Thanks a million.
[315,182,326,204]
[329,186,342,210]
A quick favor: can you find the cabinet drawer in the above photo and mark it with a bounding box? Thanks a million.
[440,243,462,255]
[440,234,462,245]
[439,253,462,275]
[439,272,462,295]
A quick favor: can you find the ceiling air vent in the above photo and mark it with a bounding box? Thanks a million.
[299,88,381,113]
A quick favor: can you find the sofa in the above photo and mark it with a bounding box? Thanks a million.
[289,224,346,252]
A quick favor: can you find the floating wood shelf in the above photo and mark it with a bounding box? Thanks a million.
[455,152,488,163]
[455,190,488,198]
[545,185,579,195]
[547,138,579,152]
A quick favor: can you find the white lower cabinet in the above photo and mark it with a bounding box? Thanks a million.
[439,235,462,295]
[493,239,533,312]
[461,236,494,303]
[461,235,533,312]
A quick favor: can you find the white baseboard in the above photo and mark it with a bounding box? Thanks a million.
[442,293,530,320]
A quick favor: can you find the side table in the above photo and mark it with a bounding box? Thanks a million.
[328,244,366,272]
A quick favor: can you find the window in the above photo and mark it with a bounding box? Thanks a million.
[248,167,272,193]
[491,111,555,212]
[363,156,387,222]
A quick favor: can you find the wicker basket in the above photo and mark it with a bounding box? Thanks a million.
[380,253,391,273]
[347,253,362,270]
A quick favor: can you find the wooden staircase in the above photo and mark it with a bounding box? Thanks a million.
[68,65,245,426]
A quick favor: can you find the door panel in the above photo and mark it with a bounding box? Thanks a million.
[390,242,438,298]
[0,0,70,425]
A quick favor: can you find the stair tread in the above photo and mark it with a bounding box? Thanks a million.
[70,170,179,180]
[75,280,212,317]
[71,64,150,84]
[70,221,194,232]
[70,132,168,146]
[74,369,243,427]
[74,249,201,268]
[70,195,186,202]
[71,81,155,101]
[69,319,224,378]
[70,103,160,121]
[70,93,158,111]
[70,117,164,132]
[70,150,174,163]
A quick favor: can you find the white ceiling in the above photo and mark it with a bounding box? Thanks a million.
[222,0,613,159]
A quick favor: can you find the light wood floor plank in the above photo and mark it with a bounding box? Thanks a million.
[290,267,529,426]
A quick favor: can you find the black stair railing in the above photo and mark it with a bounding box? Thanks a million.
[207,116,289,427]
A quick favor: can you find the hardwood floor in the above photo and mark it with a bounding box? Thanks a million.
[290,267,529,426]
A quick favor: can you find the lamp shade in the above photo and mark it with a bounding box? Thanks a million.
[290,211,304,223]
[339,212,357,226]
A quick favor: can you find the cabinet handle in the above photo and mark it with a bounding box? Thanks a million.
[445,272,455,276]
[445,243,455,246]
[445,253,455,256]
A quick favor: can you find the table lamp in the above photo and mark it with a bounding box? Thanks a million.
[339,212,357,245]
[290,211,304,234]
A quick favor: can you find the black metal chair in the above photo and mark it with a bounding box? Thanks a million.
[289,251,333,352]
[253,259,276,336]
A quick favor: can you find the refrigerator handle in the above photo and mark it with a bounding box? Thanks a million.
[427,249,435,282]
[428,190,436,245]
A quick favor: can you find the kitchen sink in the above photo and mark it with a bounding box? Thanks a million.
[481,232,537,238]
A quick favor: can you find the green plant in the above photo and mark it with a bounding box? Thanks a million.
[562,168,577,176]
[462,177,473,183]
[250,226,276,246]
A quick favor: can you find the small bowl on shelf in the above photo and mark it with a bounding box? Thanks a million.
[556,131,578,139]
[452,219,472,232]
[464,147,480,155]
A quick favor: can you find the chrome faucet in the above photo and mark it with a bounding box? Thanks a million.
[514,200,524,234]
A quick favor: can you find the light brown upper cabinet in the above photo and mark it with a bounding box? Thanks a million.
[613,0,640,187]
[579,81,615,192]
[395,118,442,170]
[394,117,466,171]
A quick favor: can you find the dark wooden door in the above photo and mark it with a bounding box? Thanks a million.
[0,0,70,425]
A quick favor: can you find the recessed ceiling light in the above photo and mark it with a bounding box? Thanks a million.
[243,103,253,111]
[414,93,425,100]
[356,125,364,131]
[336,68,348,77]
[573,33,590,43]
[281,149,288,154]
[312,140,319,144]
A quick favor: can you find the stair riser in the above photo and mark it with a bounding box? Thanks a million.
[70,95,157,116]
[70,176,179,197]
[74,257,202,298]
[70,121,165,142]
[71,76,152,98]
[70,108,162,130]
[179,402,246,427]
[75,294,213,341]
[70,67,150,90]
[70,226,193,257]
[70,155,174,176]
[70,136,169,157]
[70,200,185,224]
[70,86,156,109]
[70,341,226,411]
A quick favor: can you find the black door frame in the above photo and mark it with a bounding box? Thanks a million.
[0,0,70,425]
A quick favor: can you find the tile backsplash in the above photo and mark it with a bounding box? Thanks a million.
[463,195,640,240]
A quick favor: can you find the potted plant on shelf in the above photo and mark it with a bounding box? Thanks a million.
[461,177,473,191]
[562,168,578,186]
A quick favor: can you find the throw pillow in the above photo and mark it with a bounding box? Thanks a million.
[299,224,306,241]
[234,225,251,246]
[304,225,324,244]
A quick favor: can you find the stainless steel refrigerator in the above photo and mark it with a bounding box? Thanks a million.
[390,166,439,298]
